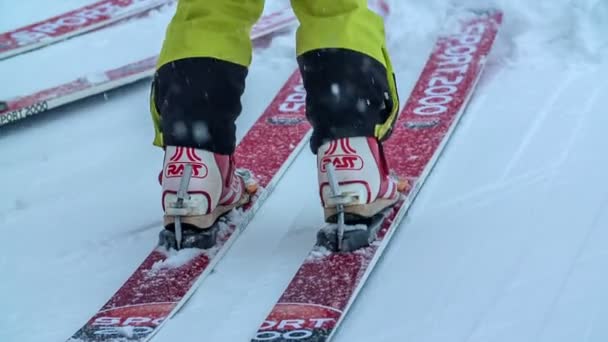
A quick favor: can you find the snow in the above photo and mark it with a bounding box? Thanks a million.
[152,248,202,271]
[1,0,608,342]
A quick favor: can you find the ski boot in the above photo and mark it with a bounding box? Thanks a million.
[158,146,256,250]
[316,137,405,252]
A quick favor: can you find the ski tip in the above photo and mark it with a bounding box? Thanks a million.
[468,8,502,16]
[464,7,504,23]
[448,7,503,23]
[0,101,7,112]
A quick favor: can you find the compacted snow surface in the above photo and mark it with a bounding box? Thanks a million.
[1,0,608,341]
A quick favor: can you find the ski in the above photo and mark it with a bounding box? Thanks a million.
[0,0,174,60]
[251,9,503,342]
[0,8,297,128]
[66,69,311,342]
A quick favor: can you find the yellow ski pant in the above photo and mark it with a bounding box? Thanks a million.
[151,0,399,153]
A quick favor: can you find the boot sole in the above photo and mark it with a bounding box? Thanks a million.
[323,196,400,222]
[164,193,250,230]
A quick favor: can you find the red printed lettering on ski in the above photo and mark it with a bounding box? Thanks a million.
[254,303,340,341]
[259,317,337,331]
[278,83,306,113]
[5,0,139,46]
[412,16,489,116]
[82,303,170,338]
[92,315,164,327]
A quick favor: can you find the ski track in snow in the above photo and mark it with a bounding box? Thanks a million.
[500,70,576,179]
[534,195,608,342]
[2,1,608,342]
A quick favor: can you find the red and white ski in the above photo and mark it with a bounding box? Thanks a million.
[0,0,173,60]
[0,8,297,127]
[66,70,310,342]
[251,9,503,342]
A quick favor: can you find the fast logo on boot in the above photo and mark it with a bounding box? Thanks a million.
[165,163,207,179]
[165,147,208,179]
[320,139,364,172]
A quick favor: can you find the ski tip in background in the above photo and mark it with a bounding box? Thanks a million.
[440,7,503,32]
[473,8,503,27]
[0,8,297,129]
[466,8,503,16]
[459,7,503,24]
[0,0,174,61]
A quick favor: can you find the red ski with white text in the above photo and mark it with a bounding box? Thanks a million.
[251,9,503,342]
[66,70,310,342]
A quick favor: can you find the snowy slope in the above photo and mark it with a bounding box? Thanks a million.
[1,0,608,341]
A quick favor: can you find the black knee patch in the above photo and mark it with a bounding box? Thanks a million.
[153,57,248,154]
[297,48,395,153]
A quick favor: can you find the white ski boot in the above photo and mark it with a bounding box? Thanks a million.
[317,136,401,221]
[159,146,255,249]
[316,136,403,252]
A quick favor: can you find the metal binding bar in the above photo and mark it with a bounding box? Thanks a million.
[174,164,192,250]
